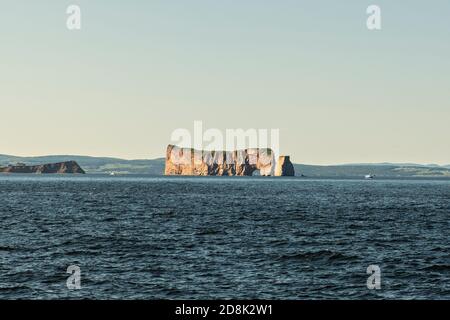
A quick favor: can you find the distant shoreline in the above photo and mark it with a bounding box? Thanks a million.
[1,154,449,178]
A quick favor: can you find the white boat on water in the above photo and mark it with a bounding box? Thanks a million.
[365,174,375,179]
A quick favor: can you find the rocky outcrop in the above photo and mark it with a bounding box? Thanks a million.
[165,145,275,176]
[0,161,85,174]
[274,156,295,176]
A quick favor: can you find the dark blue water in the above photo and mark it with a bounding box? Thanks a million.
[0,175,449,299]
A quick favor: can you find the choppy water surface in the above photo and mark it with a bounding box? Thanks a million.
[0,175,449,299]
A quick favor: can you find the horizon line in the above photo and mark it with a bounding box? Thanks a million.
[0,153,448,167]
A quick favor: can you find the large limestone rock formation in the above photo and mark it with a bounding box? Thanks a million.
[274,156,295,176]
[165,145,275,176]
[0,161,85,174]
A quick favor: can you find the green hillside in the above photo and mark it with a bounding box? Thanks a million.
[0,155,165,175]
[1,154,449,177]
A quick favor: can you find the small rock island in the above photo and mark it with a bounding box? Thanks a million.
[275,156,295,176]
[164,144,295,176]
[0,161,85,174]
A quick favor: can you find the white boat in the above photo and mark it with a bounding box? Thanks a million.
[365,174,375,179]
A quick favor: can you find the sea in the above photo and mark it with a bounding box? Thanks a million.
[0,175,449,299]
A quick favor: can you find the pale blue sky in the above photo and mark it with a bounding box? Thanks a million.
[1,1,449,164]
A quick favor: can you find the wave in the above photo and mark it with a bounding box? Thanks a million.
[276,250,358,262]
[194,229,224,236]
[421,264,450,272]
[0,246,15,252]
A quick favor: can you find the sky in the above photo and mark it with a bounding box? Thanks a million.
[1,0,449,165]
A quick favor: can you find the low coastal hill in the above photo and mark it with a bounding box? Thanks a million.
[295,163,450,178]
[0,154,165,175]
[0,160,85,174]
[0,154,449,178]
